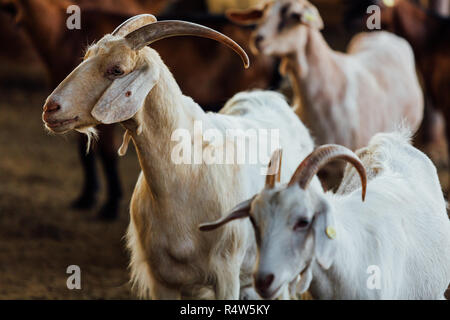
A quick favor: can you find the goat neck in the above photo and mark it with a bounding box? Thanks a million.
[283,29,345,121]
[122,54,215,211]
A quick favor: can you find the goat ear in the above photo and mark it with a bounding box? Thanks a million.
[312,201,336,269]
[91,64,158,124]
[226,3,270,26]
[199,197,254,231]
[301,5,324,30]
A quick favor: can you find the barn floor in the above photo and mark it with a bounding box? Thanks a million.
[0,87,448,299]
[0,88,140,299]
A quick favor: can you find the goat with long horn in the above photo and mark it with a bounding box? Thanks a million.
[42,14,317,299]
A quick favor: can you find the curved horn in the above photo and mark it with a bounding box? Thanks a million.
[112,14,157,37]
[265,148,282,189]
[288,145,367,201]
[125,20,250,69]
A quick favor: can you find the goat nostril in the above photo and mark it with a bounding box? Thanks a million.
[256,273,275,291]
[265,273,274,287]
[44,100,61,113]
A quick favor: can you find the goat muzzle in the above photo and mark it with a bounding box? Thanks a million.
[42,100,62,123]
[43,99,61,113]
[254,273,279,299]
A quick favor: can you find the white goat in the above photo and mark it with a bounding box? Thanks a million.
[42,14,319,299]
[227,0,424,151]
[201,130,450,299]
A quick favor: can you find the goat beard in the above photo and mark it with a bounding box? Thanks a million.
[76,126,98,154]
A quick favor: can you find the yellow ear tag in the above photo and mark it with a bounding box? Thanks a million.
[304,12,316,22]
[326,226,336,240]
[382,0,395,7]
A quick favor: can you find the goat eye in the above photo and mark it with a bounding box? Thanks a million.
[291,12,302,22]
[107,65,124,77]
[278,11,302,32]
[280,4,290,16]
[293,218,309,231]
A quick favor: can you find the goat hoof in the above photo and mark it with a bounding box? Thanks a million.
[96,200,120,221]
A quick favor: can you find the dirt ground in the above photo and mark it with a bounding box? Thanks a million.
[0,86,449,299]
[0,87,141,299]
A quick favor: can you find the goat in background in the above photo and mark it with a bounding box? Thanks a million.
[227,0,423,189]
[344,0,450,191]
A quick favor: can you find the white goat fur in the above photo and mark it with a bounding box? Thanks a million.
[210,130,450,299]
[326,131,450,299]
